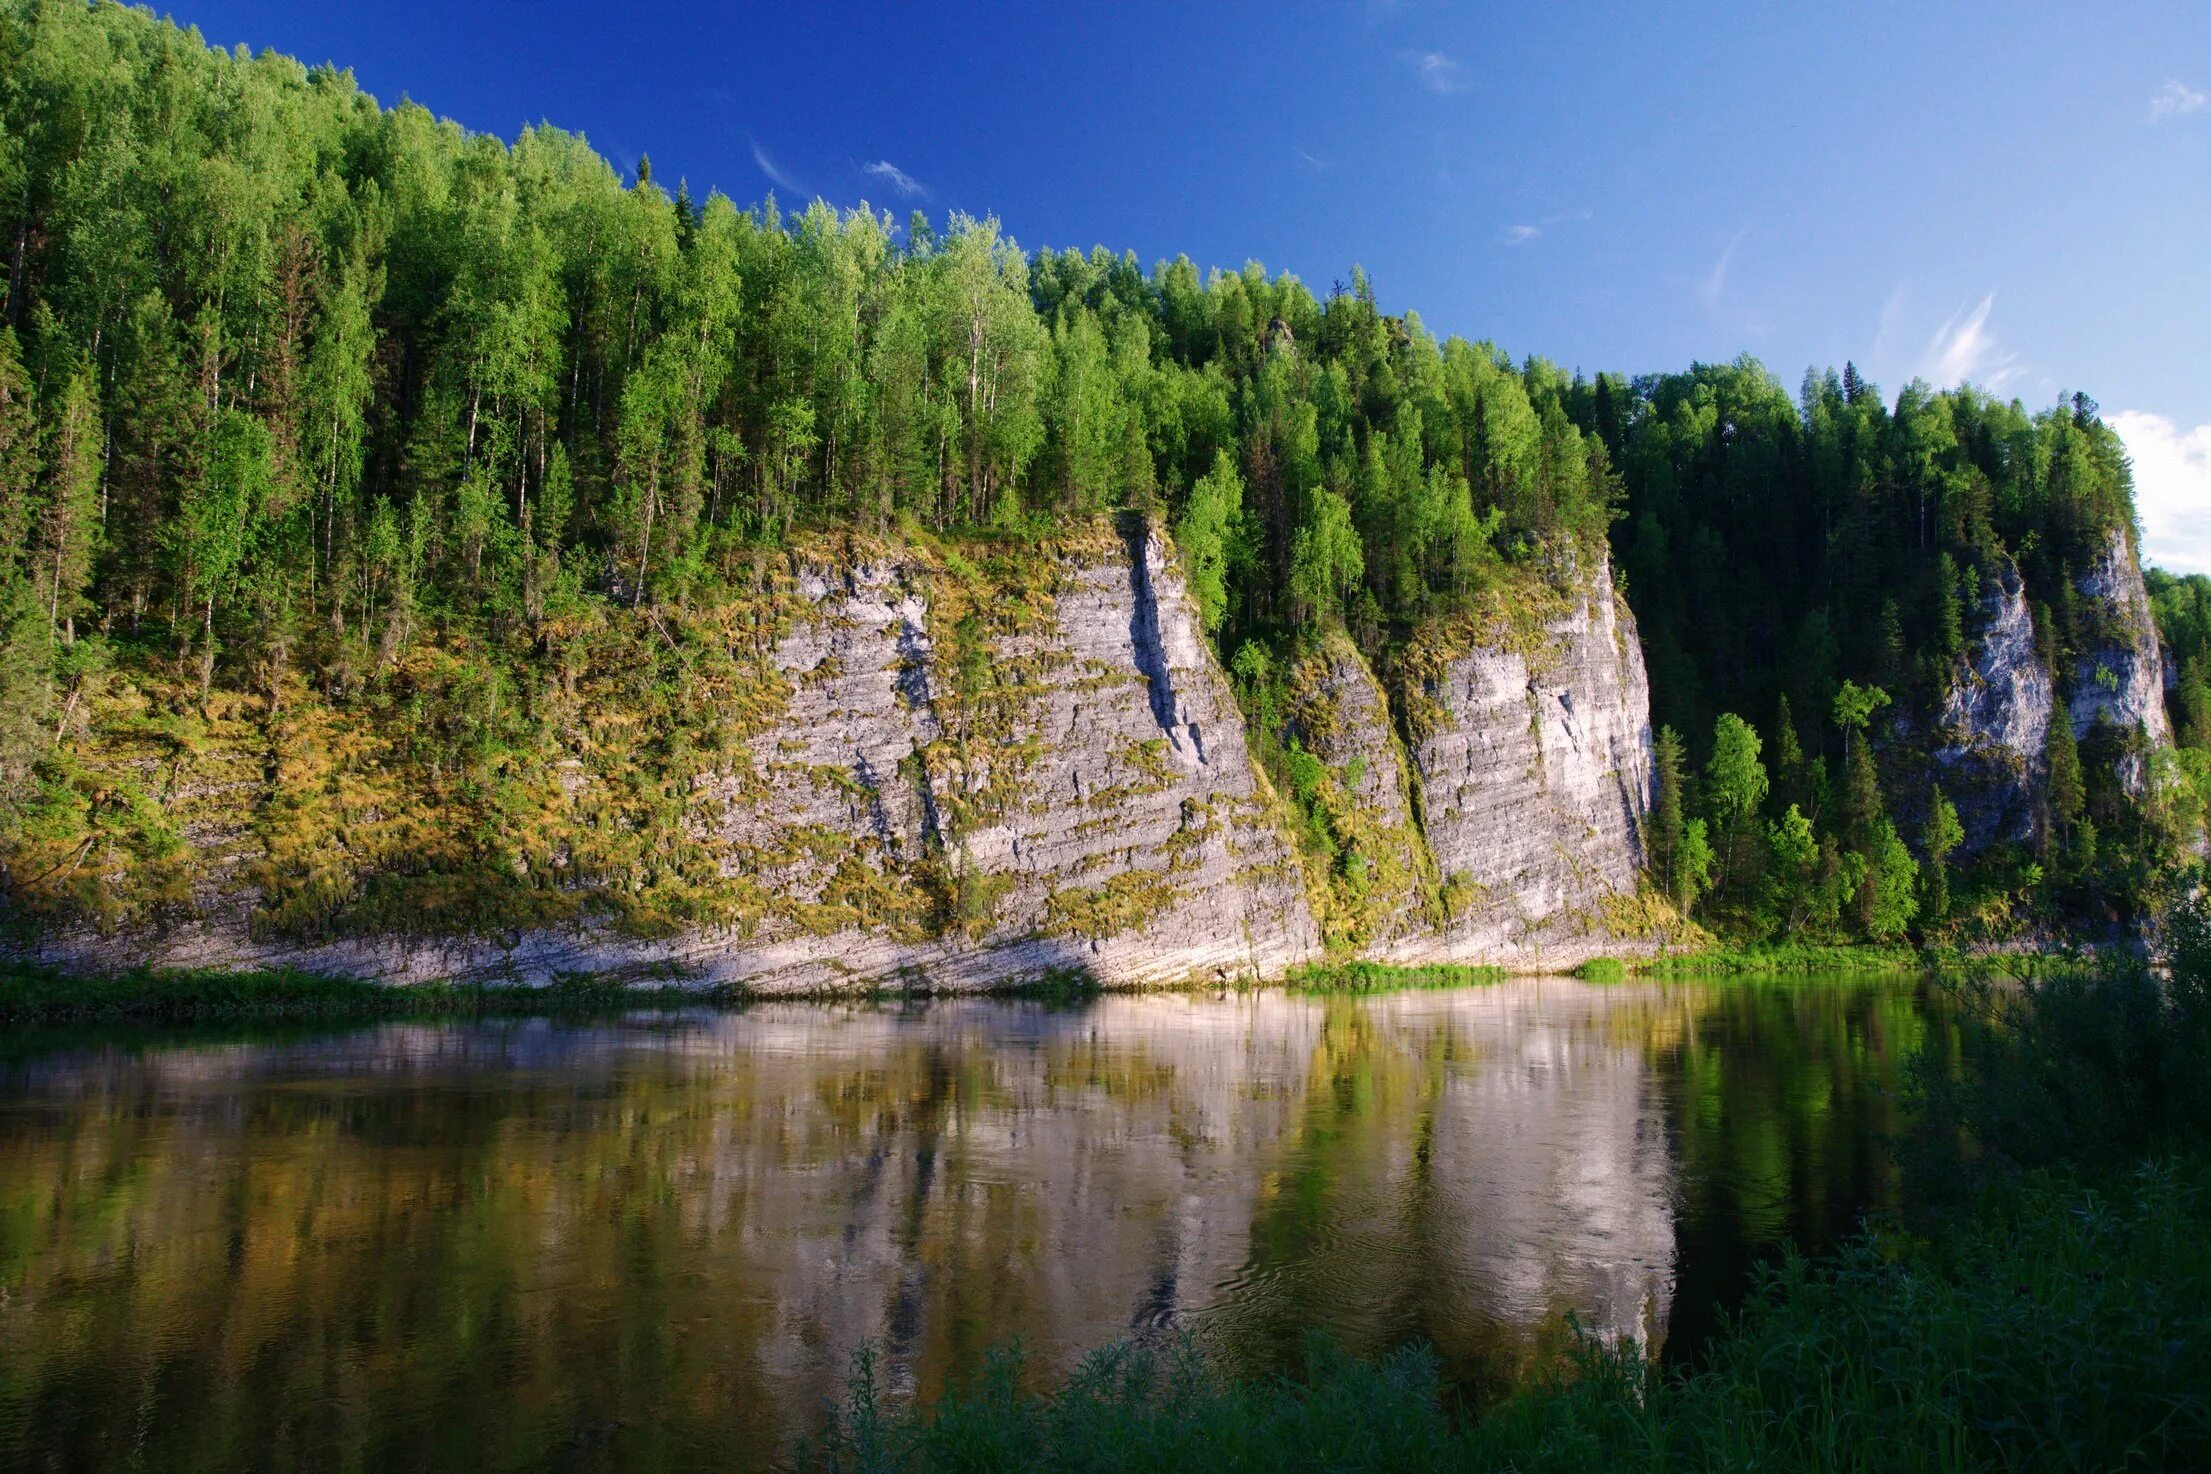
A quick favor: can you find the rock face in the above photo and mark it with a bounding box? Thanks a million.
[23,523,1315,992]
[18,528,1658,990]
[1394,561,1655,964]
[1934,559,2053,850]
[2071,529,2172,777]
[1936,531,2173,849]
[1281,631,1433,951]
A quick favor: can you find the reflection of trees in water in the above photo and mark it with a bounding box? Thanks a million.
[0,981,1940,1470]
[1649,978,1942,1365]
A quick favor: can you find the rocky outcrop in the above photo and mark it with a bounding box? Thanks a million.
[2070,529,2171,784]
[16,529,1657,990]
[21,522,1317,992]
[1280,631,1433,951]
[1934,559,2052,850]
[1936,532,2174,848]
[1391,560,1655,964]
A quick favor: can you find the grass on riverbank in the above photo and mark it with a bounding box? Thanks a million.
[1282,961,1507,994]
[798,901,2211,1473]
[1638,940,1924,975]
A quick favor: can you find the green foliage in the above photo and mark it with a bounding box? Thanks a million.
[1921,786,1963,923]
[0,0,2186,953]
[1862,818,1920,941]
[1702,712,1767,904]
[1173,450,1242,633]
[1281,960,1506,993]
[1677,817,1715,914]
[1648,724,1690,909]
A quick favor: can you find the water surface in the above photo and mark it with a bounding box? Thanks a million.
[0,974,1939,1471]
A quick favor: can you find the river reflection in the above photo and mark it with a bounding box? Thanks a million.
[0,975,1938,1472]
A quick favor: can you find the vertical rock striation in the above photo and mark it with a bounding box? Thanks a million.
[1395,557,1655,964]
[2070,529,2172,782]
[17,527,1665,988]
[1937,531,2174,850]
[1934,558,2053,850]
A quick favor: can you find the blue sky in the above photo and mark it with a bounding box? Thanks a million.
[173,1,2211,572]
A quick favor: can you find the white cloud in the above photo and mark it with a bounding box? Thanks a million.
[1918,293,2023,390]
[1401,50,1466,94]
[1504,223,1541,244]
[1295,147,1329,171]
[750,140,800,193]
[1700,225,1747,312]
[2150,79,2206,120]
[1872,285,1908,367]
[861,159,927,199]
[2111,410,2211,575]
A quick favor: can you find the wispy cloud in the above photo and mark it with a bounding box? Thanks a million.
[2110,410,2211,575]
[1295,147,1329,171]
[1504,223,1542,245]
[2150,79,2206,120]
[1401,49,1466,95]
[1919,293,2022,390]
[1700,226,1748,312]
[750,140,800,193]
[861,159,928,199]
[1872,284,1909,367]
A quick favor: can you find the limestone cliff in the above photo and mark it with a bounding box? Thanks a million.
[15,528,1658,990]
[20,522,1315,991]
[1271,557,1656,966]
[1936,530,2172,849]
[1933,558,2052,849]
[1392,558,1656,963]
[2070,529,2173,780]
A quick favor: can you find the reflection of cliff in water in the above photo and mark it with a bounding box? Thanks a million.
[0,978,1930,1471]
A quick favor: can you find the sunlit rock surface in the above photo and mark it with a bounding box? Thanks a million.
[1937,533,2173,849]
[1935,558,2053,849]
[1395,557,1655,964]
[2070,528,2172,789]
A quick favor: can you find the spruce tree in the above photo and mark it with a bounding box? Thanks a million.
[2045,712,2085,861]
[1651,725,1689,908]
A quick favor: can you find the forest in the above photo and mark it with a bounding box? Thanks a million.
[0,0,2202,949]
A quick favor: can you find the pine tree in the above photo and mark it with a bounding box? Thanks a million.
[0,326,47,809]
[35,368,100,649]
[1935,551,1962,661]
[1922,785,1963,924]
[2045,711,2085,861]
[1651,725,1689,910]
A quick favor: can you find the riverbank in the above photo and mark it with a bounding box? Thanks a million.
[0,941,2002,1027]
[0,964,753,1028]
[795,904,2211,1473]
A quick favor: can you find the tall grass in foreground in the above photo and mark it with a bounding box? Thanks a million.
[798,900,2211,1474]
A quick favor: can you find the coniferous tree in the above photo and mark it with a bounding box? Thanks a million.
[34,366,98,649]
[1651,724,1689,907]
[1922,786,1963,924]
[2045,712,2086,863]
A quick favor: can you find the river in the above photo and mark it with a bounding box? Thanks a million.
[0,973,1941,1471]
